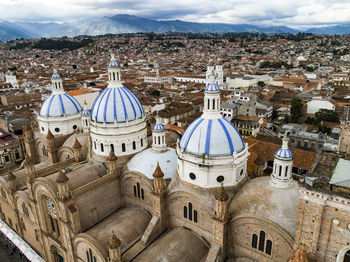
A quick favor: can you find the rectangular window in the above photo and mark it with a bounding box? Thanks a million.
[55,219,60,236]
[15,152,20,160]
[49,216,55,232]
[188,203,192,221]
[133,186,137,197]
[183,206,187,218]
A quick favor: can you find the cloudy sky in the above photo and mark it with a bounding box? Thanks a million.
[2,0,350,28]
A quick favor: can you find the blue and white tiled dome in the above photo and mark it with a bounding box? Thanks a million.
[153,123,164,131]
[205,83,220,92]
[90,86,144,123]
[40,93,82,117]
[180,116,245,157]
[82,109,90,116]
[108,61,120,67]
[275,148,293,159]
[51,72,61,79]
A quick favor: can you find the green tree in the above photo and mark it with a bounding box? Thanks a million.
[257,81,266,87]
[315,109,339,123]
[290,98,303,123]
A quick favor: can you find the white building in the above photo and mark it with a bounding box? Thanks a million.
[89,53,148,157]
[306,98,335,115]
[37,70,82,136]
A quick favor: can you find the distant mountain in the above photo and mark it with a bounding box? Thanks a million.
[69,14,300,36]
[2,14,350,41]
[0,22,32,41]
[306,24,350,35]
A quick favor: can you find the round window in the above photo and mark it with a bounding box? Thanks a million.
[41,126,44,131]
[216,175,224,183]
[240,169,244,176]
[189,172,196,180]
[54,127,60,132]
[73,125,77,130]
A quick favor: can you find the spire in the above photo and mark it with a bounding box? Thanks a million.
[107,150,118,161]
[47,129,54,139]
[108,231,121,249]
[73,138,82,149]
[56,169,69,183]
[153,162,164,178]
[215,183,229,202]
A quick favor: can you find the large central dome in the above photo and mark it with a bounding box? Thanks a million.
[180,116,245,157]
[90,85,144,123]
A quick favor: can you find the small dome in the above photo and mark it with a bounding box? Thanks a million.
[52,73,61,79]
[205,83,220,92]
[180,116,245,157]
[275,148,293,159]
[40,93,82,117]
[108,61,120,67]
[127,148,177,179]
[153,123,164,131]
[82,109,90,116]
[90,86,144,123]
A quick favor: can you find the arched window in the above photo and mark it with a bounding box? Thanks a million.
[207,100,210,110]
[266,239,272,255]
[194,210,198,223]
[213,99,215,110]
[110,144,114,152]
[85,119,88,126]
[86,248,97,262]
[141,138,143,147]
[117,72,119,81]
[94,141,97,150]
[184,202,198,223]
[100,143,104,152]
[158,136,160,144]
[258,231,265,251]
[133,182,145,200]
[162,136,164,143]
[252,234,258,249]
[285,166,288,177]
[279,166,282,177]
[112,72,115,81]
[133,141,136,150]
[122,143,126,152]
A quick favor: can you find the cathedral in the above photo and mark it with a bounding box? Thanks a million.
[1,53,350,262]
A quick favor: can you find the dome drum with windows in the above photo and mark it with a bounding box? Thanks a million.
[90,53,144,123]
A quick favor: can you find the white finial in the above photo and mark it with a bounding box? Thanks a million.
[111,51,116,61]
[209,70,216,84]
[282,135,289,149]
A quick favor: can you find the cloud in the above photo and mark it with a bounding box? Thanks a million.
[2,0,350,28]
